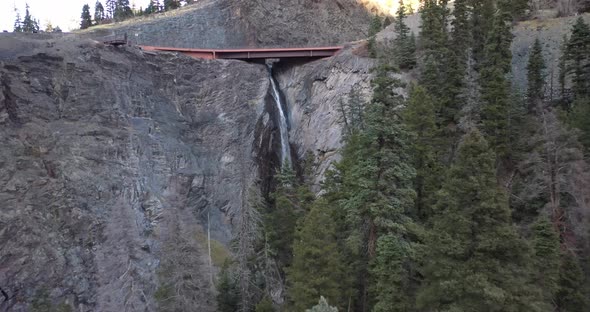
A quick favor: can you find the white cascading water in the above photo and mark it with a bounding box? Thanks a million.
[267,64,292,166]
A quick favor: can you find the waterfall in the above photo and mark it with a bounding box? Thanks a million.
[267,64,292,166]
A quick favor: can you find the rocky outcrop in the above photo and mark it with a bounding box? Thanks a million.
[83,0,372,48]
[275,46,375,189]
[0,34,269,311]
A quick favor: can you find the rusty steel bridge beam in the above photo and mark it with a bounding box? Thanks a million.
[138,46,343,60]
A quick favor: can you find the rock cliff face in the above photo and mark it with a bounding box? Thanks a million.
[83,0,372,48]
[275,47,375,189]
[0,30,378,311]
[0,34,271,311]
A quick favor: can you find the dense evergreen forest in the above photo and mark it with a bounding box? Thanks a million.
[218,1,590,311]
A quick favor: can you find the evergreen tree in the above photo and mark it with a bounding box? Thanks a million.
[264,165,304,268]
[570,97,590,150]
[335,64,417,312]
[527,38,546,112]
[372,232,420,312]
[114,0,133,21]
[339,85,365,137]
[164,0,181,11]
[419,0,449,61]
[394,0,415,69]
[442,0,470,126]
[403,85,441,221]
[254,297,274,312]
[558,35,570,104]
[531,216,560,308]
[287,199,348,311]
[498,0,529,21]
[13,10,22,32]
[417,130,538,311]
[368,15,382,58]
[217,262,240,312]
[556,251,590,311]
[105,0,116,19]
[94,1,105,24]
[21,4,40,33]
[479,6,514,158]
[80,4,93,29]
[419,0,454,130]
[145,0,161,14]
[565,17,590,99]
[470,0,494,69]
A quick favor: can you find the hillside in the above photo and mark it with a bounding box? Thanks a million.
[82,0,374,48]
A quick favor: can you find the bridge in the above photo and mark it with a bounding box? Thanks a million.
[138,45,343,60]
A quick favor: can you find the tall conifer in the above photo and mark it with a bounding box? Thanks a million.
[479,6,514,158]
[394,0,415,69]
[527,38,546,112]
[94,1,105,24]
[80,4,93,29]
[287,199,348,311]
[403,85,441,221]
[531,216,560,308]
[417,130,536,310]
[565,17,590,99]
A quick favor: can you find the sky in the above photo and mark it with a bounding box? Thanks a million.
[0,0,152,32]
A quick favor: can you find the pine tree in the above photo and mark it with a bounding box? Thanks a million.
[498,0,529,21]
[419,0,453,127]
[339,85,365,137]
[527,38,546,112]
[94,1,105,24]
[80,4,93,29]
[335,64,417,312]
[21,4,39,33]
[556,251,590,311]
[114,0,133,21]
[470,0,494,69]
[570,97,590,150]
[479,6,514,158]
[164,0,181,11]
[287,199,348,311]
[558,35,570,105]
[105,0,116,19]
[442,0,470,126]
[368,15,382,58]
[417,130,537,311]
[372,232,420,312]
[403,85,441,221]
[531,216,560,308]
[217,262,240,312]
[145,0,161,14]
[254,297,274,312]
[264,165,301,268]
[13,10,22,32]
[394,0,415,69]
[565,17,590,99]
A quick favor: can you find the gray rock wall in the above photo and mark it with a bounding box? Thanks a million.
[0,36,268,311]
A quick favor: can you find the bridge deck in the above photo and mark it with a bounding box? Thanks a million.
[139,45,343,60]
